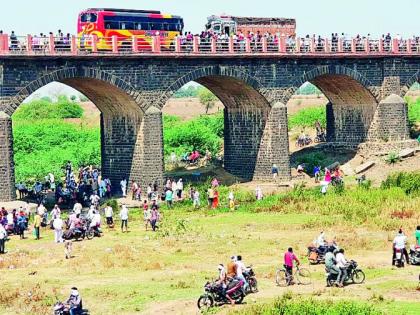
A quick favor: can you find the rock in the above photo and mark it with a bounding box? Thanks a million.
[398,148,415,158]
[355,161,375,174]
[341,163,355,176]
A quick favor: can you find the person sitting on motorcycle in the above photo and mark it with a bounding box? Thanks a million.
[315,231,327,255]
[284,247,300,285]
[336,248,347,287]
[227,256,237,279]
[392,229,409,265]
[235,255,248,291]
[216,264,234,305]
[66,287,82,315]
[325,247,339,285]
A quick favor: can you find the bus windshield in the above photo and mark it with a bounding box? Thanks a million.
[81,13,97,23]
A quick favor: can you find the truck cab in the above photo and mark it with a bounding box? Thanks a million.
[206,15,236,35]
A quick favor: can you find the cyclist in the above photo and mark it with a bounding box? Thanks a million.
[284,247,300,285]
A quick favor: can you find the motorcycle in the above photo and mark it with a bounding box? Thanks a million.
[307,243,338,264]
[325,260,365,287]
[62,219,90,241]
[53,302,88,315]
[394,248,405,268]
[409,245,420,265]
[243,265,258,294]
[314,132,326,143]
[197,278,245,310]
[296,136,312,147]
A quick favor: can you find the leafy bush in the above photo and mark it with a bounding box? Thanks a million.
[406,96,420,138]
[384,152,400,164]
[13,120,100,183]
[229,294,382,315]
[13,96,84,120]
[288,105,326,129]
[381,171,420,195]
[163,113,223,156]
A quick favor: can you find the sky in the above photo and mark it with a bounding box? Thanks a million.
[0,0,419,37]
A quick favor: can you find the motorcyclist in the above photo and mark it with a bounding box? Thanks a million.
[314,231,327,255]
[235,255,248,291]
[325,247,339,286]
[66,287,82,315]
[216,264,234,305]
[392,229,409,265]
[227,256,237,278]
[336,248,347,287]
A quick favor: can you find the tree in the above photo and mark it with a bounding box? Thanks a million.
[198,88,217,114]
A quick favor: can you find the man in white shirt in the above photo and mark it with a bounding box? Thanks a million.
[392,229,409,265]
[53,216,63,243]
[0,224,7,254]
[193,190,200,208]
[119,205,129,233]
[335,249,347,287]
[235,255,248,290]
[73,202,82,215]
[105,206,113,225]
[120,178,127,197]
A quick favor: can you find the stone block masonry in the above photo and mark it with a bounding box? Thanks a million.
[0,55,418,201]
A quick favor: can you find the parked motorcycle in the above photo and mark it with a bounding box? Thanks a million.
[197,278,245,310]
[314,132,326,143]
[409,245,420,265]
[325,260,365,287]
[296,136,312,147]
[243,265,258,294]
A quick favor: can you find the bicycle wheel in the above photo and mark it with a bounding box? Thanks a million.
[296,268,312,285]
[275,269,288,287]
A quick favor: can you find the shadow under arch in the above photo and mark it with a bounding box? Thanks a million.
[288,66,379,144]
[160,67,288,181]
[7,67,147,196]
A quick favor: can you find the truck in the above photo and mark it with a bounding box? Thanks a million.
[205,15,296,37]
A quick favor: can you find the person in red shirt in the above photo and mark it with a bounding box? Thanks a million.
[284,247,300,285]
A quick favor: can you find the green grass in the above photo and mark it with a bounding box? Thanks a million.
[288,105,326,129]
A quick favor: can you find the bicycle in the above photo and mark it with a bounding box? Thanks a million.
[275,265,312,287]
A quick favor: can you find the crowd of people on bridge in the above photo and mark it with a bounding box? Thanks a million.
[2,28,419,53]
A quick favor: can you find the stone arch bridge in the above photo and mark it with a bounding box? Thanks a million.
[0,54,419,201]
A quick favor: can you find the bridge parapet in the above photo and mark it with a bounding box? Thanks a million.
[0,34,419,57]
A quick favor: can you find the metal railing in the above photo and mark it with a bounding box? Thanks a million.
[0,34,419,56]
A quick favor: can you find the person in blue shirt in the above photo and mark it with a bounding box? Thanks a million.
[314,166,321,183]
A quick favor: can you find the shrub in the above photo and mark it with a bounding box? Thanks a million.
[229,295,382,315]
[385,152,400,164]
[381,172,420,195]
[288,106,326,129]
[13,96,83,120]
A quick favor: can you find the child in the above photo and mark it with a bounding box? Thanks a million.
[64,240,72,259]
[143,201,151,231]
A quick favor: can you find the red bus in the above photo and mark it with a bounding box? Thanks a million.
[77,8,184,50]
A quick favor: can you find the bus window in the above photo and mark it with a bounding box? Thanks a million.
[163,23,169,31]
[121,22,134,30]
[135,23,142,30]
[81,13,97,23]
[142,23,151,30]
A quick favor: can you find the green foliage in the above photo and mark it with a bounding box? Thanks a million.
[294,152,335,175]
[296,83,322,96]
[406,96,420,138]
[229,294,382,315]
[198,88,217,114]
[173,85,201,98]
[163,113,223,156]
[288,106,326,129]
[13,120,100,184]
[13,96,84,120]
[384,151,400,164]
[381,171,420,195]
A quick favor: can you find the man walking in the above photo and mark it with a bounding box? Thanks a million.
[119,205,129,233]
[33,211,42,240]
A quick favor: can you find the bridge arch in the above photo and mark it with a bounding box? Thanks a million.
[401,70,420,97]
[159,66,290,181]
[287,65,379,144]
[0,67,157,201]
